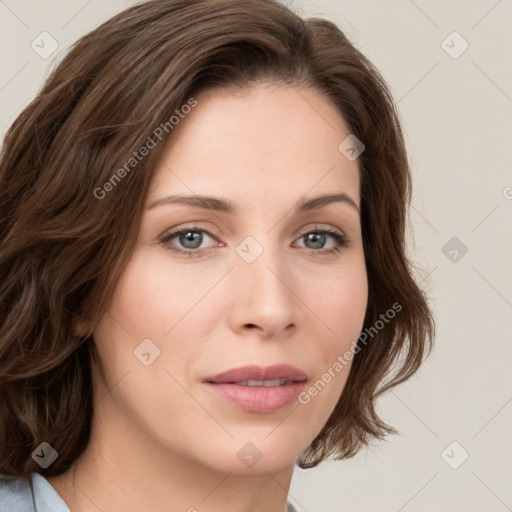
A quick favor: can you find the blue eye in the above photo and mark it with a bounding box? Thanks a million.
[160,225,217,257]
[294,228,350,255]
[159,225,350,258]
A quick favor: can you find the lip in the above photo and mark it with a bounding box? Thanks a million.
[205,364,307,384]
[203,364,307,413]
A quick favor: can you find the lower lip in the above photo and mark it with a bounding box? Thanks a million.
[203,381,306,413]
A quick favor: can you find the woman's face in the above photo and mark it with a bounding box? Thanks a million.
[91,83,368,474]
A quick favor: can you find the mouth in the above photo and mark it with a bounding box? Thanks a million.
[203,364,308,413]
[224,378,297,387]
[204,363,307,384]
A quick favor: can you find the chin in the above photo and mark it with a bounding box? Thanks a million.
[188,437,304,475]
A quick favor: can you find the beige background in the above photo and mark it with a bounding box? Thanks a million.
[1,1,511,511]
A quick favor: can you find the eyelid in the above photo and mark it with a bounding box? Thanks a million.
[296,223,347,238]
[159,225,219,245]
[160,221,347,239]
[293,224,351,252]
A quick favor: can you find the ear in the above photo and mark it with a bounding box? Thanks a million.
[72,316,90,338]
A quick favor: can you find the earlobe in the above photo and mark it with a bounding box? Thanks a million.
[72,317,90,338]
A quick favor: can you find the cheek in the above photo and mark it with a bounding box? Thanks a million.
[94,249,222,385]
[308,257,368,348]
[297,255,367,410]
[107,249,207,337]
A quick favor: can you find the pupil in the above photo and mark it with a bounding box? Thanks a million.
[181,231,202,249]
[307,233,325,249]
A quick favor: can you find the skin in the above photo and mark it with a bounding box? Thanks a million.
[47,82,368,512]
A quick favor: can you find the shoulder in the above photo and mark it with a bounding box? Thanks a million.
[0,473,69,512]
[287,502,298,512]
[31,473,70,511]
[0,475,36,511]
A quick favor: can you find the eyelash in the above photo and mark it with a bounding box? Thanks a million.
[159,224,350,258]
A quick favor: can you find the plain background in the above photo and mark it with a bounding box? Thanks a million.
[1,1,511,511]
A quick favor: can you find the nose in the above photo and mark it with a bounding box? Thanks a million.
[228,240,297,340]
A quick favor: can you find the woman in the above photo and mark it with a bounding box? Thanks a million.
[0,1,435,511]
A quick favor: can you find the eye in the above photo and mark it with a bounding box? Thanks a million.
[159,224,350,258]
[160,225,219,257]
[293,226,350,256]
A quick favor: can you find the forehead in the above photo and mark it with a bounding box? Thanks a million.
[148,84,360,209]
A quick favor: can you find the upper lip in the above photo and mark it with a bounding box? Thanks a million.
[204,364,307,383]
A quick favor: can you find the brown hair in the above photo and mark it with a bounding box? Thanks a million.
[0,0,434,478]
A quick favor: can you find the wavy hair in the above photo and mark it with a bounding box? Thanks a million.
[0,0,435,478]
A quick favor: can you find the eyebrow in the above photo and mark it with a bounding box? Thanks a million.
[148,192,360,215]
